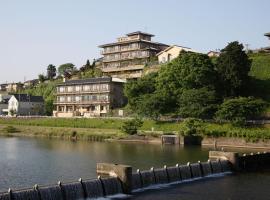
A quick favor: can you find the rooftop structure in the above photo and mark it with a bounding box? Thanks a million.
[157,45,198,63]
[53,77,126,117]
[264,32,270,52]
[99,31,169,79]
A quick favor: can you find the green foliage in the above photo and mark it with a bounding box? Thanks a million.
[124,72,157,110]
[47,64,56,80]
[2,126,20,133]
[23,80,61,115]
[249,53,270,80]
[58,63,75,76]
[156,52,217,113]
[120,118,143,135]
[38,74,46,83]
[81,68,102,78]
[179,118,204,136]
[216,41,252,97]
[216,97,268,126]
[178,87,219,118]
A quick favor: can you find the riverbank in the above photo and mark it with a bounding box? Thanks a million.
[2,117,270,148]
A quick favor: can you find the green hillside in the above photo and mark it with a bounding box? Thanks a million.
[248,53,270,102]
[249,53,270,80]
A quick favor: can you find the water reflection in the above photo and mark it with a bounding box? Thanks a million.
[0,136,263,193]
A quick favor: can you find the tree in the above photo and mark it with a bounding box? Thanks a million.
[135,93,166,120]
[124,72,157,111]
[216,97,267,126]
[156,52,218,113]
[38,74,46,83]
[216,41,252,97]
[178,88,218,119]
[58,63,75,76]
[121,118,143,135]
[47,64,56,80]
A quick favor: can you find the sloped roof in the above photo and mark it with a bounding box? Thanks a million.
[156,45,193,56]
[13,94,44,103]
[264,32,270,37]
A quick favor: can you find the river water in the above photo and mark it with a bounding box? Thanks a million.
[0,136,269,199]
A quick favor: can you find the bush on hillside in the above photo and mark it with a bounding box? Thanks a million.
[179,118,205,136]
[121,118,143,135]
[216,97,268,126]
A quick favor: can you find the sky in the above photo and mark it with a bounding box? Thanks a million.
[0,0,270,83]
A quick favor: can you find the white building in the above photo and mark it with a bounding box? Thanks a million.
[8,94,45,116]
[157,45,197,63]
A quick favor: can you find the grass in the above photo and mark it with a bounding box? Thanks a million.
[203,123,270,142]
[1,118,270,143]
[0,118,182,132]
[0,124,122,140]
[249,53,270,80]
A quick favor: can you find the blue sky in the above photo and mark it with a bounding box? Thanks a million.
[0,0,270,83]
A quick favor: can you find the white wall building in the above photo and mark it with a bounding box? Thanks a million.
[8,94,45,116]
[157,45,197,63]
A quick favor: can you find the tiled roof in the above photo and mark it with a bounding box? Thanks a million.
[58,77,113,86]
[13,94,44,102]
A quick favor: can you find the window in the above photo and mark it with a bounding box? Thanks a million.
[83,85,90,91]
[67,96,72,102]
[75,86,80,92]
[67,86,73,92]
[75,96,81,102]
[59,87,65,92]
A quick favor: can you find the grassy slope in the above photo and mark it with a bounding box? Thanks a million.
[0,118,182,132]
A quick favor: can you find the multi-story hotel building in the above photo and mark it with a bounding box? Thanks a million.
[99,31,169,79]
[53,77,126,117]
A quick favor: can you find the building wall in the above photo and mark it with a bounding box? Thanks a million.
[8,96,44,116]
[158,46,196,63]
[53,80,125,117]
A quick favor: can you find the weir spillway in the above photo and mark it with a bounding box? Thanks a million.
[1,150,269,200]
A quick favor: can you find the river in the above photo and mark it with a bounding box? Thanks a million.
[0,136,269,199]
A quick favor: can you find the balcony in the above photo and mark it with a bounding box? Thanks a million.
[103,53,150,63]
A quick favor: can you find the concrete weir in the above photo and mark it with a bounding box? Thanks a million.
[1,150,270,200]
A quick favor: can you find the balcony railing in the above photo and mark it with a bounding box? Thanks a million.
[103,54,150,62]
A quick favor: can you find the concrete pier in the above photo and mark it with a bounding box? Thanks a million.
[96,163,132,194]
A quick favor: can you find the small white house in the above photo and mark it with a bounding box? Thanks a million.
[8,94,45,116]
[157,45,197,63]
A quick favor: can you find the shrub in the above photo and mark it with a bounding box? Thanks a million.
[216,97,268,126]
[121,118,143,135]
[2,126,20,133]
[179,118,204,136]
